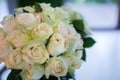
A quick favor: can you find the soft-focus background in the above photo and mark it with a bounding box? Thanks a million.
[0,0,120,80]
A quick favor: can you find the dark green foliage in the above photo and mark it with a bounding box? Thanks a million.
[60,73,75,80]
[40,75,58,80]
[72,19,87,38]
[7,69,22,80]
[39,73,75,80]
[18,0,64,7]
[83,37,96,48]
[81,49,86,61]
[72,19,84,32]
[35,2,42,12]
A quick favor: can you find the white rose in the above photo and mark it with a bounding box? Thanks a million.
[45,56,68,78]
[20,64,44,80]
[65,54,82,69]
[1,15,16,33]
[15,6,35,14]
[56,22,77,39]
[34,13,42,22]
[41,4,56,26]
[33,23,53,42]
[5,30,30,48]
[54,7,70,23]
[15,8,23,14]
[16,13,37,29]
[22,41,49,64]
[75,33,83,49]
[23,6,35,13]
[5,48,25,69]
[75,50,83,60]
[66,33,83,54]
[47,33,67,56]
[0,39,9,62]
[40,3,51,10]
[0,28,5,40]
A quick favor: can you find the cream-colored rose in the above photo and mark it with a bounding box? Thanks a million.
[40,3,51,11]
[66,38,78,54]
[34,13,42,22]
[20,64,44,80]
[47,33,67,56]
[33,23,53,41]
[0,28,5,40]
[75,33,83,49]
[15,8,23,14]
[54,7,70,23]
[24,6,35,13]
[1,15,16,33]
[75,50,83,60]
[5,30,29,48]
[56,22,77,39]
[41,4,56,26]
[15,6,35,14]
[5,48,25,69]
[65,54,82,69]
[0,39,9,62]
[22,41,49,64]
[45,56,68,78]
[66,33,83,54]
[16,13,37,29]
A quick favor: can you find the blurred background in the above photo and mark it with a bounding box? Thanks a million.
[0,0,120,80]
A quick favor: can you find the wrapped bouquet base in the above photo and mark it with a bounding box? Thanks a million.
[0,2,95,80]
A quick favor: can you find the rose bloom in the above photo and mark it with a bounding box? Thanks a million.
[15,8,23,14]
[45,56,68,78]
[56,22,77,39]
[33,23,53,42]
[65,53,82,70]
[40,3,56,27]
[0,28,5,40]
[16,13,37,29]
[15,6,35,14]
[54,7,71,23]
[75,33,83,49]
[23,6,35,13]
[66,33,83,54]
[0,39,10,62]
[22,41,49,64]
[34,13,42,22]
[75,50,83,60]
[1,15,16,33]
[5,48,25,69]
[47,33,67,56]
[5,30,30,48]
[20,64,44,80]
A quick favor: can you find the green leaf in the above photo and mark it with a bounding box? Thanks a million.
[34,2,42,12]
[7,69,22,80]
[83,37,96,48]
[40,75,58,80]
[60,73,75,80]
[23,9,29,13]
[14,75,22,80]
[78,30,87,38]
[68,67,75,76]
[72,19,84,32]
[81,49,86,61]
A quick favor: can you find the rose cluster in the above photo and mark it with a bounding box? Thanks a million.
[0,3,92,80]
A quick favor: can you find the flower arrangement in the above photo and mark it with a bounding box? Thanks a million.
[0,3,95,80]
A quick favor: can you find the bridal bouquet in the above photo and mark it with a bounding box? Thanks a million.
[0,3,95,80]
